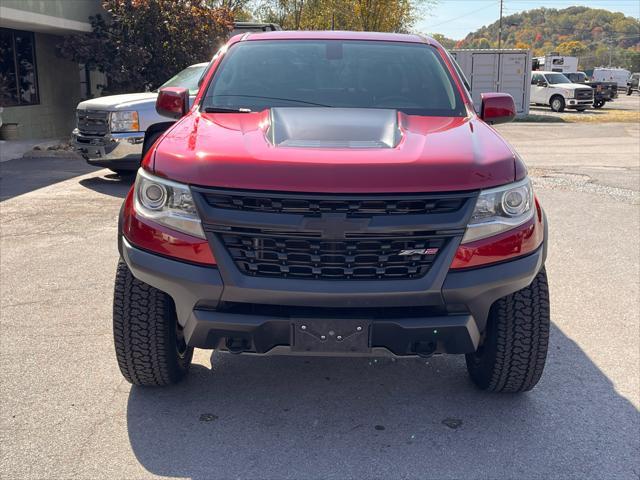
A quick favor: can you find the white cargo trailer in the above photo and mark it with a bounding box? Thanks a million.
[451,49,532,115]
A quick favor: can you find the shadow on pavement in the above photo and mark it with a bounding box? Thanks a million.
[126,324,639,479]
[0,156,101,201]
[79,172,135,198]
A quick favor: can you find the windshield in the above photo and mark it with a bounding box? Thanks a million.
[159,64,207,95]
[566,73,586,83]
[545,73,571,84]
[203,40,466,116]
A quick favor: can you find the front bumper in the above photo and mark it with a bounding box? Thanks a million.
[120,232,546,356]
[566,99,593,107]
[72,129,144,170]
[595,91,616,101]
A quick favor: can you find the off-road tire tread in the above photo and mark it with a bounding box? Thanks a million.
[466,268,550,393]
[113,259,191,386]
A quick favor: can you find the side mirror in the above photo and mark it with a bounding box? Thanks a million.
[537,80,547,87]
[480,92,516,125]
[156,87,189,119]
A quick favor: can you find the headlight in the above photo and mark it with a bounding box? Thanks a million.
[110,111,139,132]
[134,168,205,239]
[462,178,534,244]
[564,89,575,98]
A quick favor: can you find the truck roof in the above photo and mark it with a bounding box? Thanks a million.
[239,30,432,45]
[594,67,630,71]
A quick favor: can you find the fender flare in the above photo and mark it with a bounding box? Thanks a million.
[142,121,176,159]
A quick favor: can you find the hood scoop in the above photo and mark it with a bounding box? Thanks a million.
[268,107,401,149]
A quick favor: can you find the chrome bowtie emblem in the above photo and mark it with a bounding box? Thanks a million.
[398,248,439,256]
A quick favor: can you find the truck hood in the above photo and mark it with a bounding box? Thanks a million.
[553,83,589,90]
[77,92,158,111]
[151,109,520,193]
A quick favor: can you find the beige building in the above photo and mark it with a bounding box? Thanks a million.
[0,0,104,139]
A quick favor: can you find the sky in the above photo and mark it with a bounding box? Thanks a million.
[416,0,640,39]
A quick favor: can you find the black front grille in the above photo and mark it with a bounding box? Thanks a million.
[221,232,447,280]
[194,188,474,281]
[203,191,466,217]
[575,89,593,100]
[76,110,109,136]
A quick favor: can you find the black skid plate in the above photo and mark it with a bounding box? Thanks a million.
[292,318,371,353]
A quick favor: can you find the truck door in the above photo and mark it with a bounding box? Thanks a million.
[470,53,499,106]
[499,53,527,112]
[530,73,546,103]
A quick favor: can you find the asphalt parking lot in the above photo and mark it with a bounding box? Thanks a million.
[1,121,638,479]
[608,91,640,111]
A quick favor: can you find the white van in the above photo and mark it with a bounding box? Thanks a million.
[592,68,631,89]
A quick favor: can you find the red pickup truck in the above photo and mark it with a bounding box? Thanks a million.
[114,31,549,393]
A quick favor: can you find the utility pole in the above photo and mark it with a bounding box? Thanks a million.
[608,39,613,66]
[498,0,503,50]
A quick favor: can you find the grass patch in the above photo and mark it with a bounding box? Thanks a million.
[514,114,566,123]
[517,109,640,123]
[562,110,640,123]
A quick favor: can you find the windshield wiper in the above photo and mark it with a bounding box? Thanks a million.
[211,95,334,108]
[203,106,252,113]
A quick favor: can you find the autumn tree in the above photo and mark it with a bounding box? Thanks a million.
[58,0,233,94]
[557,40,587,57]
[207,0,253,19]
[254,0,435,33]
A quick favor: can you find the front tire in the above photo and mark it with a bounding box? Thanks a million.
[550,96,565,112]
[141,130,164,160]
[465,268,550,393]
[593,100,605,109]
[113,259,193,386]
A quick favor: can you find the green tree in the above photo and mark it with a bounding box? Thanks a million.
[472,38,491,49]
[619,48,640,72]
[58,0,233,94]
[430,33,456,49]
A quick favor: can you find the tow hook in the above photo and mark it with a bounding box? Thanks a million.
[414,340,437,358]
[225,337,250,354]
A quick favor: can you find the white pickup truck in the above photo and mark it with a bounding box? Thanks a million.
[530,71,594,112]
[72,63,208,174]
[71,23,282,175]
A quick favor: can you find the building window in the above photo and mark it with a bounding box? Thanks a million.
[0,28,39,107]
[79,63,90,100]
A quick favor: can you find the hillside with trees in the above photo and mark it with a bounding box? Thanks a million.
[451,6,639,71]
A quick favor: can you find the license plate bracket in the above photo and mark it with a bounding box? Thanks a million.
[292,318,371,353]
